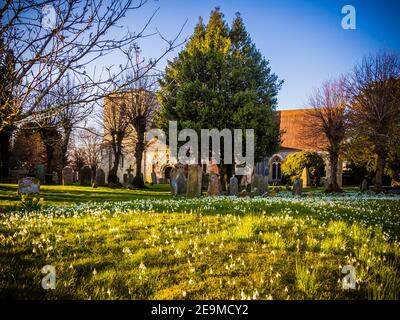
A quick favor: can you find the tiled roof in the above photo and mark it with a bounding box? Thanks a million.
[276,109,325,150]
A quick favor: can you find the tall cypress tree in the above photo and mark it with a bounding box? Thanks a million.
[157,9,282,187]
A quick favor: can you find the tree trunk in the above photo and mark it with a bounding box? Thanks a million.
[326,151,341,192]
[60,129,71,169]
[108,150,121,184]
[133,117,146,187]
[44,143,55,174]
[374,151,386,191]
[0,129,12,178]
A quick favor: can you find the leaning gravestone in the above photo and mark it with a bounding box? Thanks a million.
[187,164,203,197]
[18,177,40,195]
[175,170,187,196]
[62,166,74,185]
[95,169,106,186]
[80,166,92,186]
[292,178,303,196]
[208,173,221,196]
[34,164,46,184]
[229,175,239,196]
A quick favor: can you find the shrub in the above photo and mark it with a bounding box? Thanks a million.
[281,151,325,185]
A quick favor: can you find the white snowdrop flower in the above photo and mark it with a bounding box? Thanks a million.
[93,268,97,275]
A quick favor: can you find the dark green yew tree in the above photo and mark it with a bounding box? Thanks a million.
[157,9,283,187]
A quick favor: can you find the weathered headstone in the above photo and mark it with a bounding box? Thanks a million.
[251,174,266,195]
[126,166,134,185]
[264,176,269,192]
[292,178,303,196]
[95,168,106,186]
[186,165,203,197]
[207,173,221,196]
[62,166,74,185]
[175,170,187,196]
[361,179,368,192]
[80,166,92,186]
[34,164,46,184]
[207,163,220,175]
[52,171,59,184]
[301,167,310,187]
[229,175,239,196]
[151,171,157,185]
[170,167,178,195]
[17,177,40,195]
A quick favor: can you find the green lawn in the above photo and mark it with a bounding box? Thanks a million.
[1,184,400,300]
[0,183,171,208]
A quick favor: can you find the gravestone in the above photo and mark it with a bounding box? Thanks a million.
[186,165,203,197]
[80,166,92,186]
[251,174,266,195]
[361,179,368,192]
[207,163,220,175]
[95,169,106,186]
[229,175,239,196]
[62,166,74,185]
[123,174,128,185]
[17,177,40,195]
[170,167,178,195]
[151,171,157,185]
[292,178,303,196]
[301,167,310,187]
[52,171,59,184]
[264,176,269,192]
[126,165,134,185]
[207,173,221,196]
[175,169,187,196]
[34,164,46,184]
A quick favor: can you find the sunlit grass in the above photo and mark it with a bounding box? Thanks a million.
[1,192,399,300]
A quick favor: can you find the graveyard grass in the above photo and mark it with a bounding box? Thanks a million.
[0,183,400,300]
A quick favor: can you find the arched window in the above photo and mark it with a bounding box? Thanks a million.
[271,157,282,180]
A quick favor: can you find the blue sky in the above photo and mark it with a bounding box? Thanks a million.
[101,0,400,110]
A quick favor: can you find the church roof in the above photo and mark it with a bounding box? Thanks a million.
[276,109,325,151]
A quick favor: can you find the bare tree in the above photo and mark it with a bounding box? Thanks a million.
[79,128,102,180]
[304,78,347,192]
[0,45,15,177]
[0,0,185,178]
[102,94,132,183]
[120,46,159,187]
[55,74,92,171]
[33,88,62,175]
[345,52,400,191]
[69,145,86,174]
